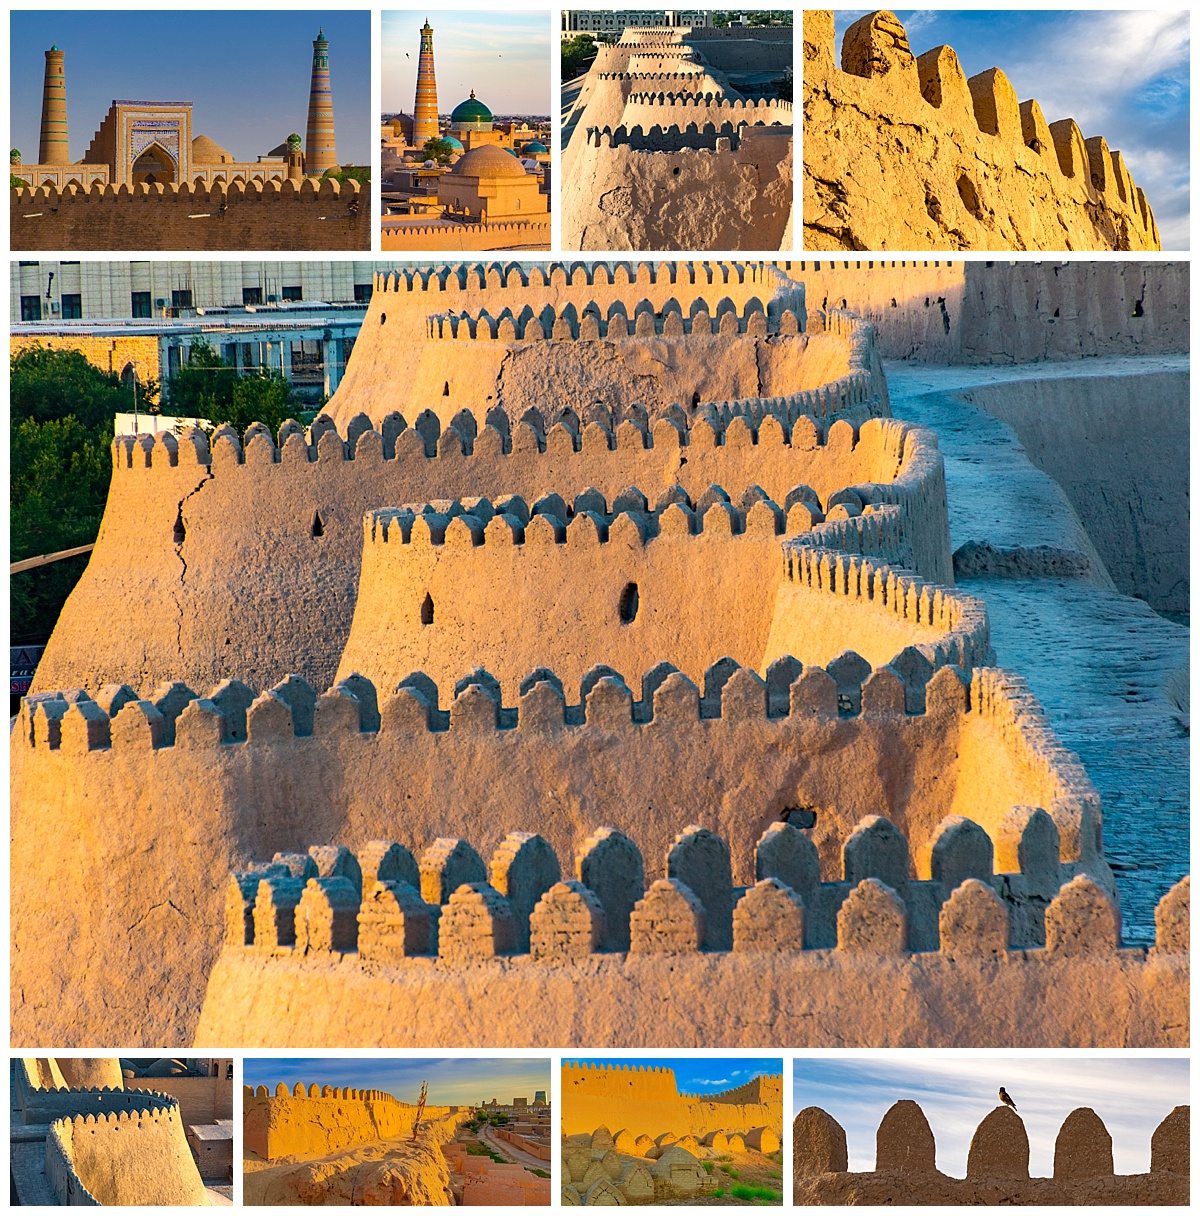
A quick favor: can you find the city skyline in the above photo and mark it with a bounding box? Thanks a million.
[243,1057,551,1107]
[793,1056,1189,1178]
[835,9,1191,248]
[382,11,551,117]
[10,11,372,166]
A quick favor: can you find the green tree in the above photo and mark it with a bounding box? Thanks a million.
[561,34,598,80]
[9,347,137,643]
[421,137,456,165]
[322,165,371,185]
[165,339,238,420]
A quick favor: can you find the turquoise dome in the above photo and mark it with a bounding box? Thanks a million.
[522,140,548,154]
[450,90,493,129]
[442,136,464,151]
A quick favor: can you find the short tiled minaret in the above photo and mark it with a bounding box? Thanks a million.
[305,28,337,174]
[39,45,70,164]
[413,19,439,146]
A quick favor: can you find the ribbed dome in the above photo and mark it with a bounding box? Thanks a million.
[450,89,493,127]
[191,134,233,164]
[450,144,528,180]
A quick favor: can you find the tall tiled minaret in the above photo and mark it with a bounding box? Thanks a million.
[39,45,70,164]
[305,28,337,174]
[413,19,439,146]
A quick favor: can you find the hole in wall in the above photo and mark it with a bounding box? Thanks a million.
[380,312,387,325]
[311,510,324,538]
[173,510,186,545]
[442,381,450,396]
[779,805,817,829]
[1132,299,1145,318]
[618,582,639,624]
[672,166,680,176]
[956,173,981,217]
[692,391,701,408]
[420,592,434,625]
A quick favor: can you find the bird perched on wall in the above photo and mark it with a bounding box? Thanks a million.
[999,1087,1018,1111]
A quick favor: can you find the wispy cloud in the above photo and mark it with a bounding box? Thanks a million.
[794,1056,1189,1177]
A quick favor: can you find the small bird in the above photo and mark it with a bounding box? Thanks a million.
[999,1087,1017,1111]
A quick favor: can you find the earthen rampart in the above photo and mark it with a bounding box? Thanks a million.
[793,1101,1189,1204]
[45,1100,211,1206]
[803,11,1160,251]
[11,176,369,252]
[339,493,972,699]
[17,650,1153,1047]
[30,297,914,702]
[782,260,1188,363]
[562,1063,782,1144]
[243,1083,458,1160]
[380,220,550,253]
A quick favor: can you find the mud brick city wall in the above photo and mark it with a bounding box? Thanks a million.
[11,178,370,251]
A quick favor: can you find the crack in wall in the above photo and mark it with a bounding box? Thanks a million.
[172,470,214,658]
[126,899,187,934]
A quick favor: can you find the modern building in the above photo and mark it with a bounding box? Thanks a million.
[10,260,395,401]
[561,10,712,39]
[12,30,340,190]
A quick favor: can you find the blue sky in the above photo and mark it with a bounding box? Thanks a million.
[794,1055,1189,1177]
[243,1057,551,1106]
[382,11,551,117]
[10,12,371,165]
[566,1057,781,1095]
[835,10,1191,248]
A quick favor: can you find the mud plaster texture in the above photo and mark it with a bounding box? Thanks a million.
[562,27,793,251]
[803,11,1161,251]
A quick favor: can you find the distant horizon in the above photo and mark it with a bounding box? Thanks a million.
[382,11,551,118]
[243,1057,551,1108]
[10,11,371,166]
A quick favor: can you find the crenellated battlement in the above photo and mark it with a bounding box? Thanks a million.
[381,218,551,251]
[584,122,791,153]
[197,816,1186,1045]
[11,175,369,252]
[222,813,1161,965]
[626,92,792,114]
[425,296,801,340]
[803,10,1160,251]
[793,1100,1188,1204]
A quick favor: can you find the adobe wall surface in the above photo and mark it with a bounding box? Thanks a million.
[793,1101,1189,1205]
[562,129,793,252]
[197,944,1186,1049]
[803,12,1160,251]
[381,220,551,252]
[11,179,370,252]
[329,261,815,428]
[957,371,1189,616]
[46,1102,211,1205]
[243,1085,456,1160]
[562,1064,782,1143]
[12,659,1126,1046]
[791,261,1188,363]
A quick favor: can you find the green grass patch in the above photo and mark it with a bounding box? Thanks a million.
[731,1184,780,1202]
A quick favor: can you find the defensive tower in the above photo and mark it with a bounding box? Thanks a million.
[413,19,440,146]
[38,45,70,164]
[305,28,337,175]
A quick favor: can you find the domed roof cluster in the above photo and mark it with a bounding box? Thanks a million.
[450,144,528,180]
[191,134,233,164]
